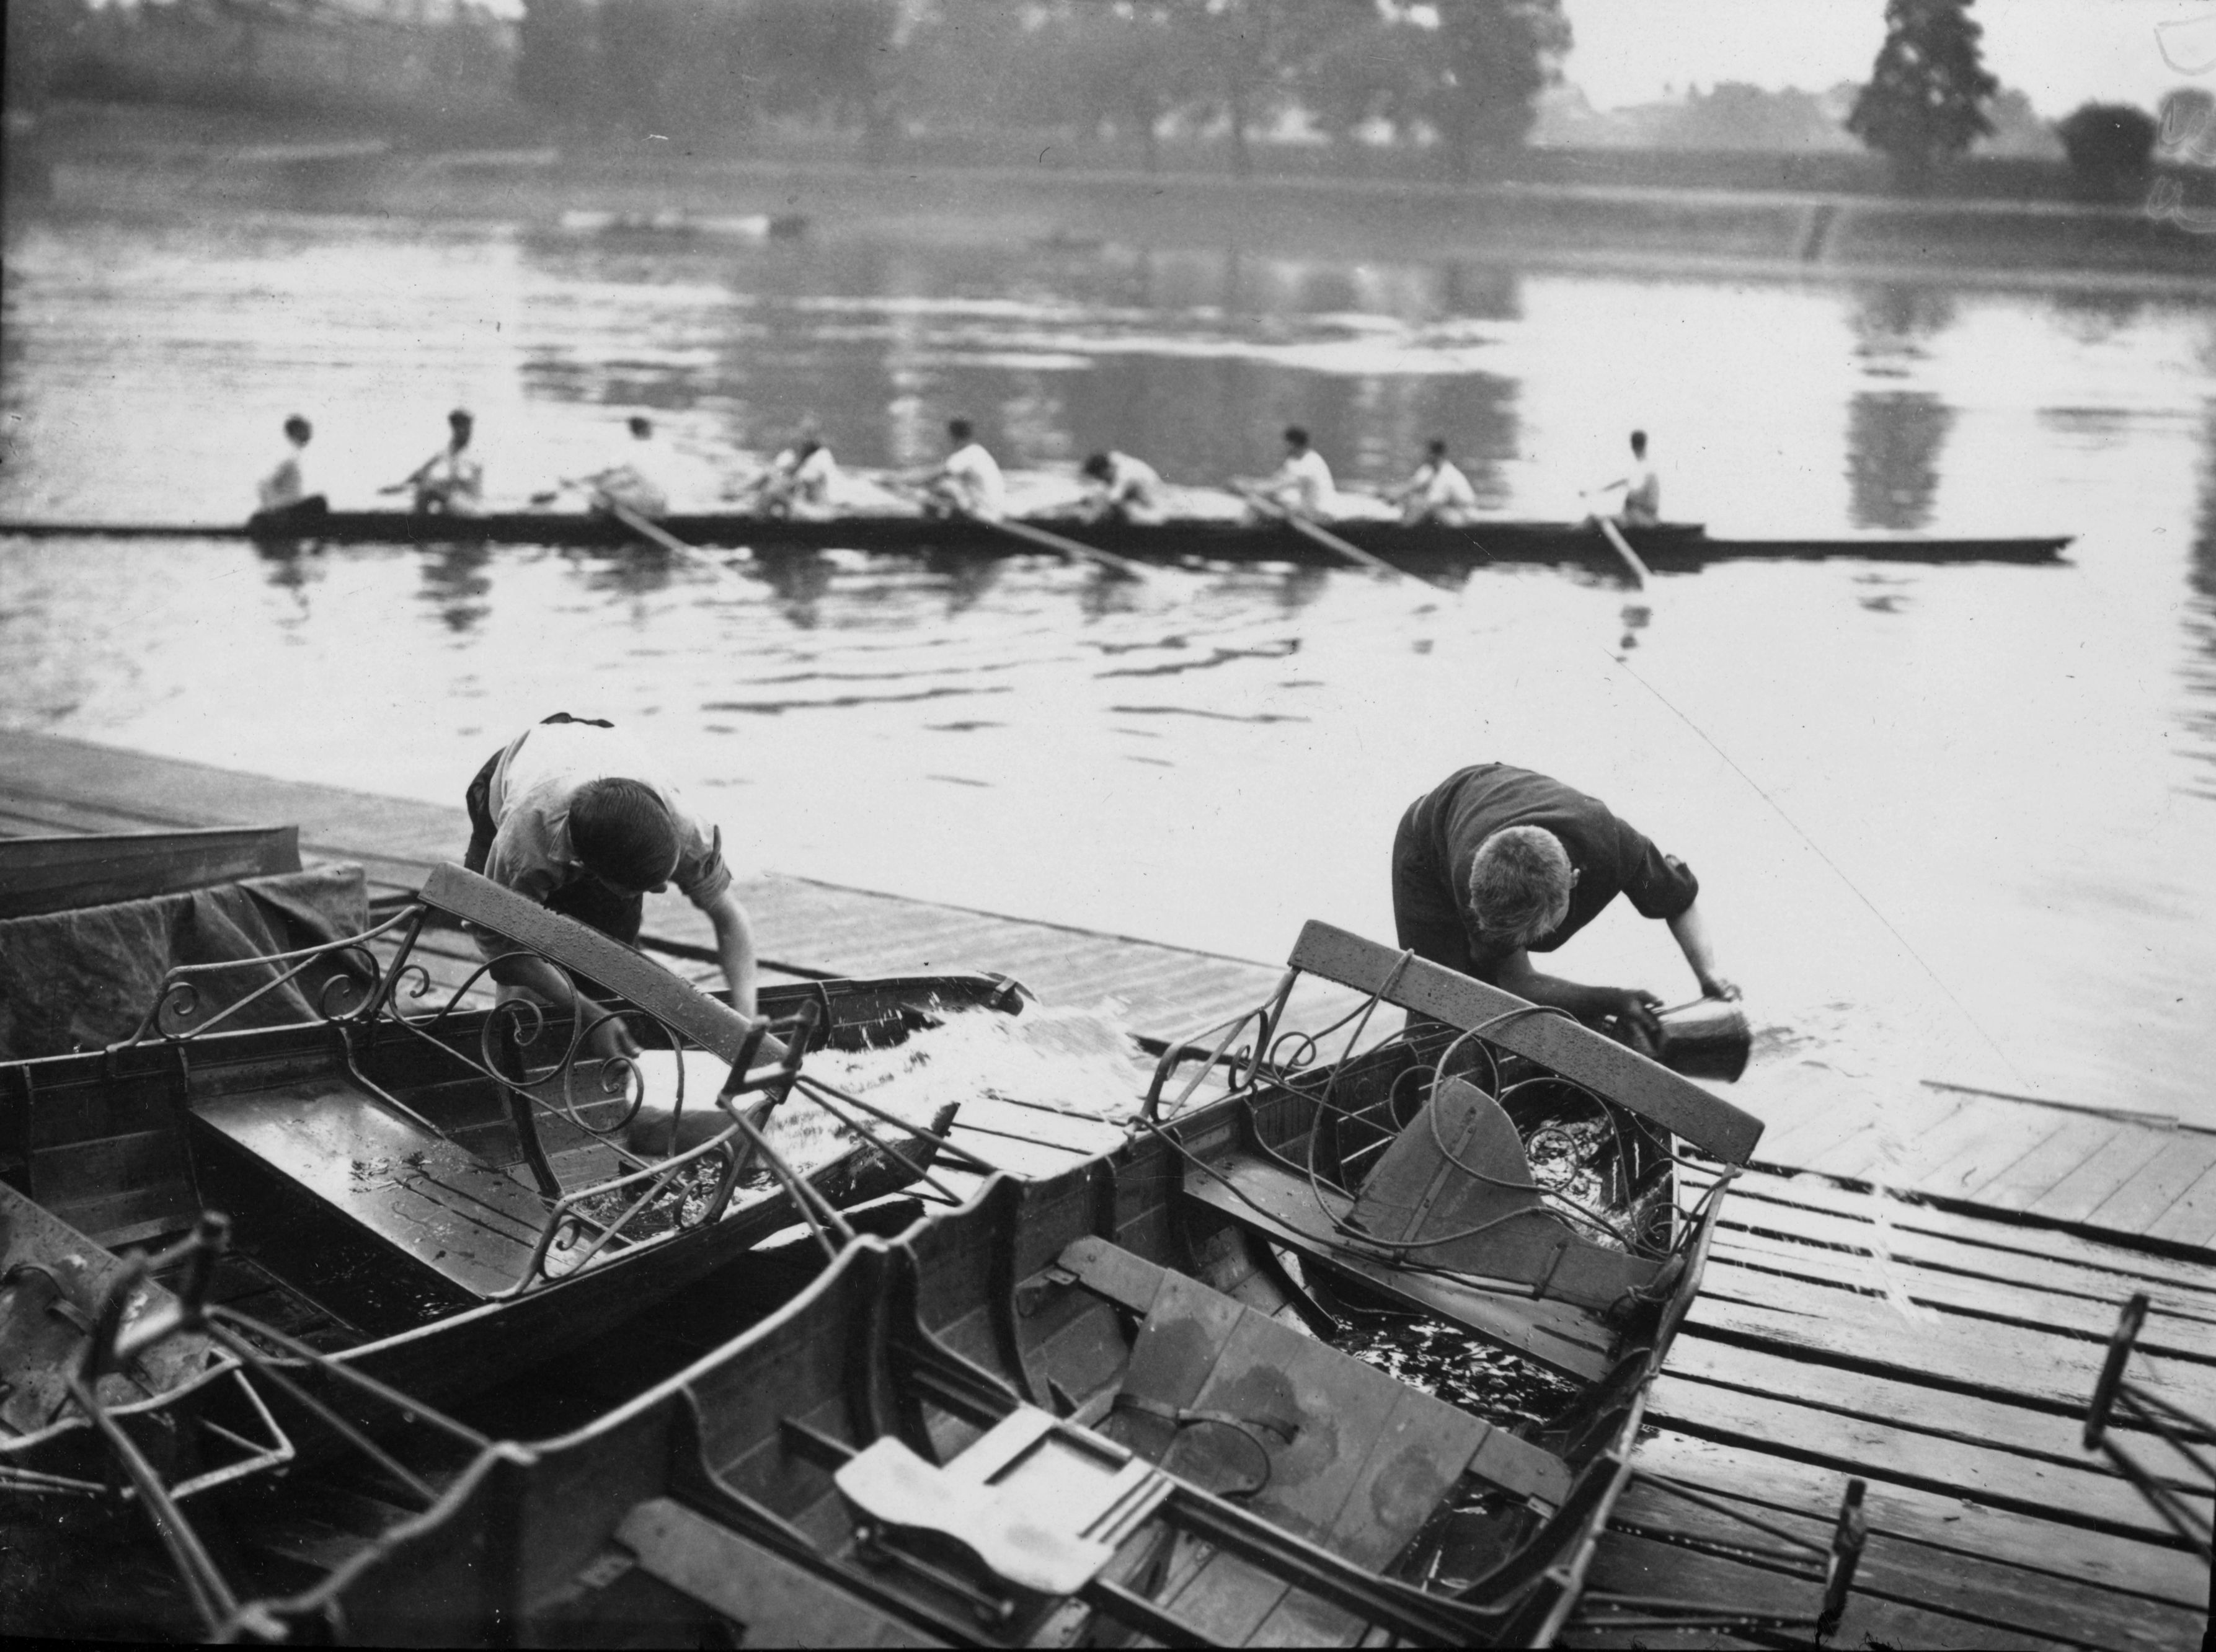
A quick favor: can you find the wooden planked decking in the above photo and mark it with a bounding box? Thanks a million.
[3,728,2210,1649]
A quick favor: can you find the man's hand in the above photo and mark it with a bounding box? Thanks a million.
[1697,974,1742,1002]
[586,1007,643,1065]
[1602,987,1664,1041]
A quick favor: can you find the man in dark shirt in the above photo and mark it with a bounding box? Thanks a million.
[1391,763,1737,1037]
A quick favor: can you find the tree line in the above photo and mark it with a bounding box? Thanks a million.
[516,0,1576,177]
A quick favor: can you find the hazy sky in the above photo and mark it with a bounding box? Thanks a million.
[1561,0,2212,115]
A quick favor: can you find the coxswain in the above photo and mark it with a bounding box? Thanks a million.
[1079,449,1165,524]
[406,409,485,516]
[584,416,671,518]
[1384,437,1479,526]
[1592,429,1661,528]
[1244,426,1336,521]
[461,713,763,1067]
[1392,762,1737,1040]
[921,417,1005,521]
[255,415,327,521]
[760,427,838,520]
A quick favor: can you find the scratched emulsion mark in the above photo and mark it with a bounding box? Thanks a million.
[2146,11,2216,232]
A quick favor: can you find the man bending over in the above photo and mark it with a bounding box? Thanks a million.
[1391,762,1735,1040]
[463,714,760,1062]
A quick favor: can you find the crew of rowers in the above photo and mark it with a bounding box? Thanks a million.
[257,410,1660,529]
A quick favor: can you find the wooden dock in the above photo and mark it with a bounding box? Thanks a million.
[2,727,2208,1649]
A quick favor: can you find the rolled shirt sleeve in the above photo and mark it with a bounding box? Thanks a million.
[1616,823,1700,921]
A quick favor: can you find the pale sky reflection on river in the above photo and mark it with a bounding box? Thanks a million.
[2,211,2212,1126]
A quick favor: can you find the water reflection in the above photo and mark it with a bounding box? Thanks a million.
[418,541,494,634]
[747,550,835,629]
[1850,283,1958,371]
[1845,392,1954,531]
[2184,406,2216,802]
[2045,289,2150,345]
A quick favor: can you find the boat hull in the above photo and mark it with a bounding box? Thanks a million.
[1,511,2074,567]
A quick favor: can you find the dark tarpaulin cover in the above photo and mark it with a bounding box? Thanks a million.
[0,865,372,1059]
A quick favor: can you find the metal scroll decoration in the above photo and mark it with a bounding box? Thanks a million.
[105,900,916,1296]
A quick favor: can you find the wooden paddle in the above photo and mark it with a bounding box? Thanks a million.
[1592,513,1654,590]
[880,477,1148,581]
[535,478,730,567]
[1236,484,1412,582]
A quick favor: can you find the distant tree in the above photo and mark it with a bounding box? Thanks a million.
[1662,82,1852,152]
[2054,102,2159,197]
[1979,85,2062,157]
[1050,2,1202,173]
[1423,0,1573,179]
[516,0,604,131]
[741,0,900,152]
[4,0,92,114]
[2160,86,2215,161]
[1846,0,1997,190]
[1301,6,1434,148]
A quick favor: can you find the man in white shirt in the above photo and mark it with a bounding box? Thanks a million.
[1594,430,1662,528]
[255,415,326,518]
[760,433,838,520]
[1248,426,1336,520]
[1386,438,1480,526]
[923,418,1006,522]
[1079,449,1166,524]
[461,714,760,1060]
[407,409,485,516]
[585,416,671,518]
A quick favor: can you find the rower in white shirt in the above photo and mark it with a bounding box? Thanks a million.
[1245,426,1336,521]
[922,418,1005,522]
[1385,437,1480,526]
[255,415,326,518]
[584,416,671,518]
[401,409,485,516]
[760,428,839,520]
[1592,429,1662,528]
[1079,449,1166,524]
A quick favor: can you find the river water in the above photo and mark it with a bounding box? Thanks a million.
[2,208,2212,1129]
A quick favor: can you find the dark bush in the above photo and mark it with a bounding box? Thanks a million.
[2054,102,2158,192]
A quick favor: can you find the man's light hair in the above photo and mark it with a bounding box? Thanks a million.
[1467,826,1573,943]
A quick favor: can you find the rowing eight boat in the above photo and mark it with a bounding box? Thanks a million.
[1,512,2073,568]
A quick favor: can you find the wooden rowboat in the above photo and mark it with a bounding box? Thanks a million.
[0,511,2074,568]
[45,921,1865,1645]
[0,862,995,1500]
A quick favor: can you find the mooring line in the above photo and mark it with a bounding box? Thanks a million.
[1602,645,2032,1093]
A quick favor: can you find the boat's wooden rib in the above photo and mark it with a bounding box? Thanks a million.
[0,510,2075,567]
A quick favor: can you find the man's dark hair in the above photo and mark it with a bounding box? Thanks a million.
[1082,451,1112,481]
[450,408,474,429]
[628,415,652,438]
[285,415,312,443]
[947,417,973,443]
[1425,437,1447,459]
[1630,430,1647,456]
[569,779,679,892]
[1283,426,1310,449]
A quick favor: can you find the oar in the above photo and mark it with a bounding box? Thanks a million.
[881,477,1148,581]
[536,478,729,568]
[1235,484,1410,582]
[1593,513,1653,589]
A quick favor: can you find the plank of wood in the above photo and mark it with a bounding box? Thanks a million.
[1709,1177,2216,1327]
[1962,1113,2134,1210]
[1607,1474,2205,1652]
[1688,1261,2216,1416]
[1631,1428,2210,1608]
[1667,1334,2177,1483]
[2083,1134,2216,1237]
[2147,1159,2216,1249]
[1647,1372,2205,1545]
[1585,1529,2088,1652]
[1690,1165,2216,1298]
[1912,1105,2075,1200]
[2024,1128,2182,1226]
[1709,1228,2216,1360]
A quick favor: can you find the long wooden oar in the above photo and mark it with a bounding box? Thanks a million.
[1236,485,1409,582]
[1593,513,1653,589]
[878,477,1148,581]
